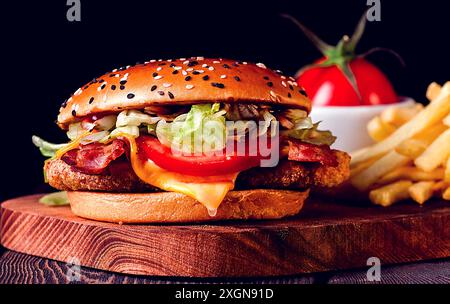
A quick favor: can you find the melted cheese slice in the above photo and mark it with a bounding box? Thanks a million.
[127,137,238,212]
[55,134,239,212]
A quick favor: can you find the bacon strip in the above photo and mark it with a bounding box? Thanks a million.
[287,139,338,167]
[62,139,127,174]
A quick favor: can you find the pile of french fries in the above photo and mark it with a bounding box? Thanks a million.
[350,82,450,207]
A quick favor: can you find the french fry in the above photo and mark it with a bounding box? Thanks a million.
[351,151,411,191]
[444,187,450,200]
[445,157,450,182]
[395,123,447,158]
[376,166,444,185]
[350,157,377,177]
[369,180,412,207]
[408,181,435,204]
[351,87,450,166]
[415,129,450,172]
[432,181,449,195]
[380,103,423,127]
[367,116,397,142]
[426,82,441,101]
[444,113,450,127]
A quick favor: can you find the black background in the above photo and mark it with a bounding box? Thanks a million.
[1,0,449,200]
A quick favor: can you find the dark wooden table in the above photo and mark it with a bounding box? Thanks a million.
[1,246,449,284]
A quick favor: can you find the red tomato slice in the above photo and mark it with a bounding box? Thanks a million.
[136,135,272,176]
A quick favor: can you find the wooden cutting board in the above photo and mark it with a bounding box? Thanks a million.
[1,194,449,277]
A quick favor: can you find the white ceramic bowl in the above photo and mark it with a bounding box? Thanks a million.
[310,97,416,153]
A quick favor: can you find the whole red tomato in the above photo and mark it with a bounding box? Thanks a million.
[298,57,399,106]
[283,13,400,106]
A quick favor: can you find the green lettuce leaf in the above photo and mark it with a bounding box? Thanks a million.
[288,122,336,146]
[32,135,67,158]
[39,191,69,206]
[156,103,226,153]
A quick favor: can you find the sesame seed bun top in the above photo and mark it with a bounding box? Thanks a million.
[57,57,311,128]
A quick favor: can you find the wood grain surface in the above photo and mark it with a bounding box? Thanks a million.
[1,194,450,278]
[1,250,449,284]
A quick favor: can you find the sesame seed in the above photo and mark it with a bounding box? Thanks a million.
[89,97,94,104]
[288,93,292,98]
[172,70,179,75]
[220,75,227,79]
[156,67,162,71]
[111,85,117,90]
[202,63,208,68]
[168,92,174,99]
[289,84,294,90]
[182,70,188,76]
[185,76,192,81]
[115,74,120,78]
[256,63,267,69]
[158,91,165,96]
[127,93,135,99]
[263,76,270,80]
[232,62,239,67]
[154,75,163,80]
[120,80,127,85]
[167,59,172,62]
[151,85,157,91]
[163,83,172,88]
[299,89,307,97]
[150,59,156,63]
[152,72,158,77]
[281,81,287,87]
[174,66,182,70]
[267,82,273,87]
[120,85,125,90]
[186,67,194,72]
[211,82,225,89]
[281,75,286,80]
[289,76,296,81]
[196,56,204,60]
[183,60,189,65]
[84,85,89,89]
[202,75,209,81]
[270,90,277,98]
[193,70,201,75]
[213,60,220,64]
[99,79,105,83]
[187,60,198,67]
[222,64,230,69]
[112,69,118,72]
[208,66,214,71]
[72,110,76,116]
[186,84,194,90]
[179,58,186,61]
[169,63,176,67]
[234,76,240,81]
[243,61,248,65]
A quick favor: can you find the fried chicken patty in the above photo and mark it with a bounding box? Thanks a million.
[45,150,350,192]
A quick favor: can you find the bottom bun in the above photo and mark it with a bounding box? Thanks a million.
[68,189,309,223]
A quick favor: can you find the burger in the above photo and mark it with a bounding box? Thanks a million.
[33,57,350,223]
